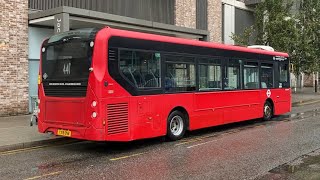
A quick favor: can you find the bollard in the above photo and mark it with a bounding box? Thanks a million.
[315,80,318,93]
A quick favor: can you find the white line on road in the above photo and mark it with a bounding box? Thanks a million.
[187,139,218,149]
[24,171,62,180]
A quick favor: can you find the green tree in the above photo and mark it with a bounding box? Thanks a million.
[231,26,254,46]
[232,0,320,76]
[294,0,320,74]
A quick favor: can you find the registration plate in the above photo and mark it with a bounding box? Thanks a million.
[57,129,71,137]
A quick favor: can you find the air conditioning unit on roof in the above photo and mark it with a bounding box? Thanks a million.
[247,45,274,51]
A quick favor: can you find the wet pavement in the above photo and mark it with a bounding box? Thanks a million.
[1,103,320,179]
[259,149,320,180]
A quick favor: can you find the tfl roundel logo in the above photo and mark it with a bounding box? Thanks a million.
[266,89,271,98]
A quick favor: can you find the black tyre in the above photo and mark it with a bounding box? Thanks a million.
[263,101,273,121]
[166,110,187,141]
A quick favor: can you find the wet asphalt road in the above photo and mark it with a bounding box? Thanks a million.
[2,103,320,180]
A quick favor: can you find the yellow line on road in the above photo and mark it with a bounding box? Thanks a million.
[174,138,202,146]
[24,171,63,180]
[0,145,50,156]
[195,134,217,139]
[110,152,145,161]
[295,100,320,106]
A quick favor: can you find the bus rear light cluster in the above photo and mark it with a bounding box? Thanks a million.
[92,112,97,118]
[91,101,97,107]
[91,101,98,118]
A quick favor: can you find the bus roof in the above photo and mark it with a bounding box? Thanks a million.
[104,27,289,58]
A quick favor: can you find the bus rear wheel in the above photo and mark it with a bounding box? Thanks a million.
[263,101,273,121]
[166,110,186,141]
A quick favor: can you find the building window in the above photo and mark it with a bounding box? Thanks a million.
[244,62,259,89]
[119,50,161,88]
[165,56,196,92]
[261,63,274,88]
[199,58,222,91]
[225,59,241,90]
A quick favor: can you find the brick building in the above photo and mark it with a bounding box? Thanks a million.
[1,0,256,116]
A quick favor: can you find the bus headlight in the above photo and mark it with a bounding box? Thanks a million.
[92,112,97,118]
[91,101,97,107]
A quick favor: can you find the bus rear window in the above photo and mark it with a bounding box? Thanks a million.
[42,41,92,81]
[41,28,100,82]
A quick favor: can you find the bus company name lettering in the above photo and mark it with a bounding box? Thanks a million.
[49,83,81,86]
[273,56,287,61]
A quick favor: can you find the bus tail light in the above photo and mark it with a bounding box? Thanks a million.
[91,101,97,107]
[92,112,97,118]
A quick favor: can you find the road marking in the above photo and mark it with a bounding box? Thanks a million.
[110,152,145,161]
[174,138,202,146]
[0,145,50,156]
[294,99,320,106]
[187,139,218,149]
[24,171,62,180]
[0,142,75,156]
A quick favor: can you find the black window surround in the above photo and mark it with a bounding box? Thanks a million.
[108,36,290,96]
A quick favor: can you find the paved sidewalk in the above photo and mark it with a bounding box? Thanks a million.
[0,89,319,152]
[0,115,69,152]
[292,87,320,106]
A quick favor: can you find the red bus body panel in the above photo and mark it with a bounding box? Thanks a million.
[38,27,291,141]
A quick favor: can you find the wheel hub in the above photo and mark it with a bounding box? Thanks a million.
[170,115,183,136]
[264,105,271,118]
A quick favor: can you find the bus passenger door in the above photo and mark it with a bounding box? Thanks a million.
[273,62,291,114]
[194,58,224,129]
[222,59,261,122]
[222,59,244,122]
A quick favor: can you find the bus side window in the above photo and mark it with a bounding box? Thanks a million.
[198,58,222,91]
[165,56,196,92]
[243,62,259,89]
[119,50,161,88]
[225,59,241,90]
[261,63,274,88]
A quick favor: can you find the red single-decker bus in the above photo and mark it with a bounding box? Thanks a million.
[38,27,291,141]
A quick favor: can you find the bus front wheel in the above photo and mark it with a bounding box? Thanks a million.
[263,101,273,121]
[166,110,186,141]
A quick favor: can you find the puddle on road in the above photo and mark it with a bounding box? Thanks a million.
[258,150,320,180]
[286,108,320,122]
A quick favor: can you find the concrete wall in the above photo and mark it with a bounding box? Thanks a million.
[0,0,29,116]
[175,0,197,29]
[175,0,223,42]
[208,0,222,42]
